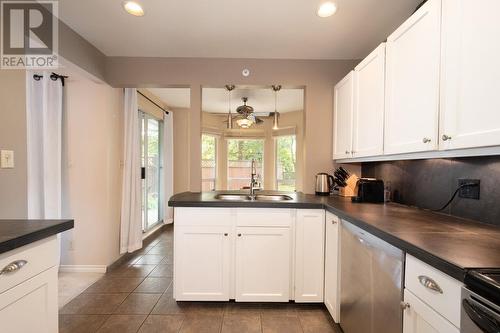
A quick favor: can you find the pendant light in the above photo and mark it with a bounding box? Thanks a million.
[272,85,282,130]
[225,85,235,129]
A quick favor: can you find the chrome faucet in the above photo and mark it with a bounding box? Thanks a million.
[249,159,260,197]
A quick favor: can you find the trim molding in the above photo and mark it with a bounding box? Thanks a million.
[59,265,107,273]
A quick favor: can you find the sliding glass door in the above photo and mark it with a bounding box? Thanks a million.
[140,111,163,232]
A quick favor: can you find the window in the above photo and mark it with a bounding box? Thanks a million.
[227,138,264,190]
[140,112,163,232]
[201,134,217,191]
[275,135,296,191]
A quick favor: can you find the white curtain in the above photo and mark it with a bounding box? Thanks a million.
[163,112,174,224]
[26,71,63,220]
[120,88,143,254]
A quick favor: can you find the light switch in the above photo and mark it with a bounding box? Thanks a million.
[0,150,14,168]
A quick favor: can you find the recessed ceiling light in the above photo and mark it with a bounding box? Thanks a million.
[317,2,337,18]
[123,1,144,16]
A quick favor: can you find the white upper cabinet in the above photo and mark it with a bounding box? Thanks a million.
[439,0,500,150]
[384,0,441,155]
[353,43,386,158]
[333,71,355,159]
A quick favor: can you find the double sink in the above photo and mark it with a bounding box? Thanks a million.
[214,193,293,202]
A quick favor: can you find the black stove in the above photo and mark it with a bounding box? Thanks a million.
[464,269,500,306]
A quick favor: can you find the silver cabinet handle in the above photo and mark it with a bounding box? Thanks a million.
[418,275,443,294]
[331,220,337,224]
[0,260,28,275]
[442,134,452,141]
[422,138,431,143]
[223,233,228,236]
[345,150,350,154]
[400,301,411,310]
[237,233,242,237]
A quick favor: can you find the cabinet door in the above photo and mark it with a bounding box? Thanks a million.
[439,0,500,150]
[324,212,340,322]
[295,210,325,302]
[174,225,231,301]
[403,290,459,333]
[0,266,58,333]
[353,43,386,158]
[385,0,441,154]
[235,227,290,302]
[333,71,355,159]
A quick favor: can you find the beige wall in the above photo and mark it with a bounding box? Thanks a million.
[60,65,123,267]
[0,70,27,218]
[173,108,191,193]
[105,57,359,193]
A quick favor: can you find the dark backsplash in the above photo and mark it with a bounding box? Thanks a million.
[362,156,500,226]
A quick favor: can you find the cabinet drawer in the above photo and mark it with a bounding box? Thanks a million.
[236,208,293,227]
[174,207,233,226]
[405,255,462,327]
[0,236,58,294]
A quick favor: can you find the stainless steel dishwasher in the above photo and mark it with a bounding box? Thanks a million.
[340,220,404,333]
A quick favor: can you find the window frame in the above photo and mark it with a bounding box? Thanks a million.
[274,134,297,192]
[226,137,265,191]
[201,133,218,191]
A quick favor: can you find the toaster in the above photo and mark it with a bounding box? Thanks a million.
[351,178,384,203]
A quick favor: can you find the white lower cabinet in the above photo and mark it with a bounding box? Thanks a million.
[0,266,58,333]
[294,209,325,302]
[403,290,459,333]
[235,227,290,302]
[173,207,330,303]
[174,225,231,301]
[324,212,340,322]
[0,236,59,333]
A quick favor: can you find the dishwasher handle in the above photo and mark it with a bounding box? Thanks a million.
[462,299,500,333]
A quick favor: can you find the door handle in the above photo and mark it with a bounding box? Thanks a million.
[418,275,443,294]
[0,260,28,275]
[237,233,242,237]
[422,137,431,143]
[442,134,452,141]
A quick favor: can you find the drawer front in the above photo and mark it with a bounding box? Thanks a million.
[174,207,233,226]
[405,255,462,327]
[236,208,293,227]
[0,236,58,294]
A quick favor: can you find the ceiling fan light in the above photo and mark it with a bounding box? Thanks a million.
[236,118,253,129]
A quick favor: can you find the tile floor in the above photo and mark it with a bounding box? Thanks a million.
[59,272,104,308]
[59,224,342,333]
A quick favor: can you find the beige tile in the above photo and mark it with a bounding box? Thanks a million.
[59,314,108,333]
[149,264,173,278]
[260,303,298,318]
[298,311,339,333]
[108,265,157,278]
[138,315,185,333]
[58,272,104,308]
[222,314,261,333]
[60,293,128,315]
[135,254,166,265]
[179,314,222,333]
[187,302,225,316]
[97,314,147,333]
[115,293,162,314]
[134,277,172,293]
[262,316,303,333]
[225,302,261,316]
[84,277,144,293]
[151,293,191,315]
[147,246,170,256]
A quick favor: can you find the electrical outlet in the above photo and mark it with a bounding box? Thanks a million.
[458,179,480,200]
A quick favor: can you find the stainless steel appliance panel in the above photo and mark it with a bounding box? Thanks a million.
[340,220,404,333]
[461,287,500,333]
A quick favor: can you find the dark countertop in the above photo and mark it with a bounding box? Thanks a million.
[0,219,74,255]
[169,191,500,281]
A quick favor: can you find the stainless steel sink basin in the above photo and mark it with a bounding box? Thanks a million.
[214,194,252,201]
[214,193,293,202]
[255,194,293,201]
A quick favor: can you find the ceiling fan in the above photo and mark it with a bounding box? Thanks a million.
[233,97,265,128]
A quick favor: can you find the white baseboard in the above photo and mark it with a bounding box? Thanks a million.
[59,265,107,273]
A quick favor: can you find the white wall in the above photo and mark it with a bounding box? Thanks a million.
[60,63,123,269]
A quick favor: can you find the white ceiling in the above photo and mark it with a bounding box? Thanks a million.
[58,0,421,59]
[202,87,304,114]
[146,88,191,109]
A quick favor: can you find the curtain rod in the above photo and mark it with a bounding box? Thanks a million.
[137,90,169,115]
[33,72,68,86]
